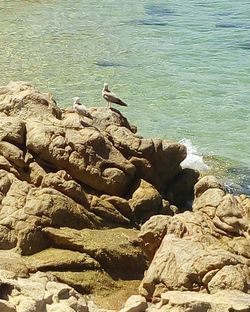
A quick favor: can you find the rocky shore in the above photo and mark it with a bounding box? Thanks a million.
[0,81,249,312]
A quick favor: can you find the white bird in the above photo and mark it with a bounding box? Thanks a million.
[102,83,128,108]
[72,97,92,119]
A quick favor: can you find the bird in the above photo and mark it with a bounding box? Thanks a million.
[72,97,92,119]
[102,83,128,108]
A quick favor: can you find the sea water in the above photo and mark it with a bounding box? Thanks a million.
[0,0,249,194]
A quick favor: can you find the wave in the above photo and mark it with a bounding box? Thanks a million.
[179,140,250,196]
[179,138,209,172]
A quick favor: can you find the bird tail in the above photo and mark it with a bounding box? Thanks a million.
[117,99,128,106]
[86,112,93,119]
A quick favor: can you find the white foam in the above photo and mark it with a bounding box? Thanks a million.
[179,138,209,172]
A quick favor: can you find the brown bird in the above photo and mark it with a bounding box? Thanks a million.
[102,83,128,108]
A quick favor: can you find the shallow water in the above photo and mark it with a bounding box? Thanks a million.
[0,0,249,193]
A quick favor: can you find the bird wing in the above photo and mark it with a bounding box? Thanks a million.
[75,104,93,118]
[103,91,127,106]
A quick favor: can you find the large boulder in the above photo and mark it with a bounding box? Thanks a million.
[139,234,249,299]
[119,295,147,312]
[25,248,101,272]
[193,176,249,238]
[0,178,100,254]
[42,227,146,279]
[0,81,61,120]
[138,176,250,301]
[0,116,25,145]
[129,179,163,224]
[144,290,250,312]
[106,124,187,192]
[26,120,136,196]
[41,170,89,205]
[88,106,137,133]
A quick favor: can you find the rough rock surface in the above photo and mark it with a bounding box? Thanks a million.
[0,269,88,312]
[119,290,250,312]
[0,81,249,311]
[146,290,250,312]
[137,175,250,308]
[119,295,147,312]
[0,82,192,310]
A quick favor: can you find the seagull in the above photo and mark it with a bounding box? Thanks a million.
[72,97,92,119]
[102,83,128,108]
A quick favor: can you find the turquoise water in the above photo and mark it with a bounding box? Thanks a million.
[0,0,249,193]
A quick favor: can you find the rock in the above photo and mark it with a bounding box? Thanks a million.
[207,264,249,293]
[0,81,190,259]
[236,194,250,216]
[214,193,248,235]
[26,120,136,196]
[28,161,47,186]
[0,81,249,310]
[0,116,25,145]
[193,177,249,237]
[0,270,89,312]
[68,296,88,312]
[13,278,45,308]
[0,142,25,168]
[41,170,89,205]
[0,155,20,177]
[193,188,226,218]
[106,125,186,192]
[45,280,76,301]
[0,300,16,312]
[46,303,75,312]
[0,180,100,254]
[43,227,146,278]
[0,81,61,120]
[88,106,137,133]
[138,215,171,261]
[51,270,116,295]
[139,234,247,299]
[100,195,134,221]
[87,299,116,312]
[0,170,13,201]
[90,196,131,226]
[151,290,250,312]
[138,176,250,302]
[129,179,162,224]
[0,251,29,277]
[25,248,101,272]
[119,295,147,312]
[194,175,225,197]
